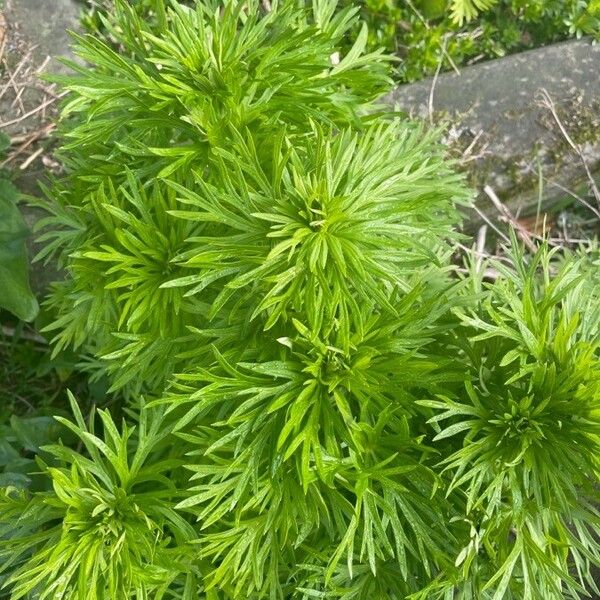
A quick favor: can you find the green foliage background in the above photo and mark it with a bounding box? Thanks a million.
[81,0,600,82]
[0,1,599,599]
[342,0,600,82]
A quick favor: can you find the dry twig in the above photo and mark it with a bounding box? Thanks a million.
[537,88,600,211]
[2,122,54,167]
[483,184,538,252]
[0,91,67,129]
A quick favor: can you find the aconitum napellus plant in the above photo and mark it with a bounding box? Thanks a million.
[1,1,599,599]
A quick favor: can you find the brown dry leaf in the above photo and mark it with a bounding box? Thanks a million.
[516,213,556,236]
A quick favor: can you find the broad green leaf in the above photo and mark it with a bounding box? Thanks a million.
[0,180,39,321]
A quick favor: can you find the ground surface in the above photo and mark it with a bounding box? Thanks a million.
[0,0,80,291]
[0,0,79,186]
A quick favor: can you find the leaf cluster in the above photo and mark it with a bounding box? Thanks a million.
[421,237,600,599]
[1,394,195,600]
[35,0,468,396]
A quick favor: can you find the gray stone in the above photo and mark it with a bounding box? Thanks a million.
[386,38,600,228]
[1,0,81,134]
[4,0,80,72]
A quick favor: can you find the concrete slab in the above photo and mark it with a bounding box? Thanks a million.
[386,38,600,226]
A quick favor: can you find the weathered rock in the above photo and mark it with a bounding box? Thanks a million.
[1,0,81,136]
[386,38,600,230]
[5,0,80,71]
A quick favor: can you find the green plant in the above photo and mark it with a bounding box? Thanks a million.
[0,415,70,490]
[2,1,599,599]
[450,0,499,24]
[419,237,600,598]
[35,0,396,396]
[0,394,195,599]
